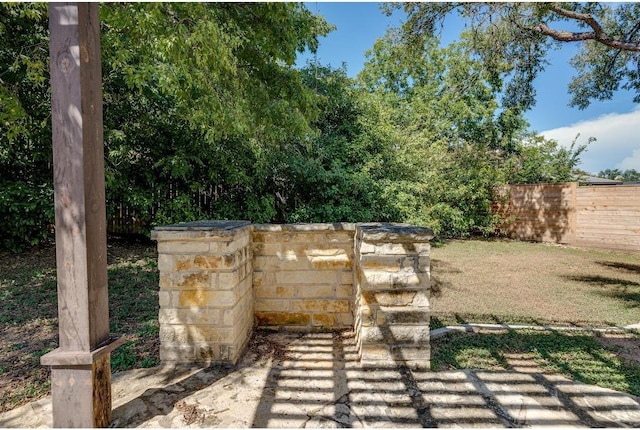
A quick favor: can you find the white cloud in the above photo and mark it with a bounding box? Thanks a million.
[619,148,640,171]
[539,107,640,174]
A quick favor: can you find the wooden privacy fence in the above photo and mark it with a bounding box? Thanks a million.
[106,183,226,235]
[494,182,640,252]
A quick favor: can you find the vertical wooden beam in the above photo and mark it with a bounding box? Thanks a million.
[41,3,123,427]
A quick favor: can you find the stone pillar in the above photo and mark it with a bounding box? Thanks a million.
[354,223,433,369]
[151,221,253,365]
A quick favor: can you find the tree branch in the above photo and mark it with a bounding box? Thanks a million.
[548,4,605,35]
[532,23,597,42]
[531,4,640,52]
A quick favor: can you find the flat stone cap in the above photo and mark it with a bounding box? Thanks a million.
[253,223,356,232]
[151,220,251,240]
[153,220,251,231]
[150,220,433,242]
[358,223,434,242]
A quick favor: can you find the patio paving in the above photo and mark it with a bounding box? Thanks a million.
[2,330,640,428]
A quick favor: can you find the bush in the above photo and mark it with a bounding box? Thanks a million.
[0,181,54,252]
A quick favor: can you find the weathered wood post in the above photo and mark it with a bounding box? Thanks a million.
[40,3,123,427]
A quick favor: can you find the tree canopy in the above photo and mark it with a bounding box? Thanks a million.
[0,3,591,251]
[0,3,331,250]
[388,2,640,110]
[598,168,640,182]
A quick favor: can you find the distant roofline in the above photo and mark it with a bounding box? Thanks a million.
[574,175,624,185]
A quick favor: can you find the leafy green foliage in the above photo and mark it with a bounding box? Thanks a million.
[0,4,53,251]
[279,64,398,224]
[598,168,640,182]
[355,31,531,237]
[0,3,591,248]
[100,3,332,231]
[568,3,640,108]
[504,134,591,184]
[389,2,640,110]
[0,181,54,252]
[0,3,331,250]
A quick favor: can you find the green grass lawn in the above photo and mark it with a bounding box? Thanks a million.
[430,239,640,398]
[430,239,640,328]
[432,329,640,397]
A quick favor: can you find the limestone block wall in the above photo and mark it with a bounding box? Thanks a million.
[152,221,433,367]
[252,223,354,330]
[354,224,433,369]
[151,221,253,365]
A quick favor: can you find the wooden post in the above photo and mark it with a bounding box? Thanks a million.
[40,3,123,427]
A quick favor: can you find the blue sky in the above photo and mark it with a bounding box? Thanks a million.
[296,2,640,174]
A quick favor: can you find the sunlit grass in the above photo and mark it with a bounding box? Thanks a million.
[431,239,640,327]
[432,329,640,396]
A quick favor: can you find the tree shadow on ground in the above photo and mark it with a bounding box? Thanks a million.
[248,330,640,428]
[431,330,640,397]
[111,365,235,427]
[565,275,640,288]
[0,241,160,413]
[597,261,640,274]
[430,258,461,298]
[564,275,640,309]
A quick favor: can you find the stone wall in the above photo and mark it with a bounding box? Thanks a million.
[152,221,432,369]
[354,224,433,369]
[253,223,354,330]
[152,221,253,365]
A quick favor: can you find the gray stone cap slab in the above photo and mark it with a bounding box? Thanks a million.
[151,220,251,240]
[151,220,433,241]
[154,220,251,231]
[357,223,434,242]
[253,222,356,232]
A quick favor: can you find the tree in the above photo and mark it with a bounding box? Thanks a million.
[387,2,640,110]
[0,3,331,250]
[0,4,53,251]
[356,30,531,237]
[100,3,333,226]
[261,62,403,224]
[504,134,590,184]
[598,168,640,182]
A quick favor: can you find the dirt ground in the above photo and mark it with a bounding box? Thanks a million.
[595,334,640,367]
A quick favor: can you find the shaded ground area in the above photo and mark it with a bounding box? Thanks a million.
[2,330,639,428]
[0,241,160,413]
[430,239,640,328]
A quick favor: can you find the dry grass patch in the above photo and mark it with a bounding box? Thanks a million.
[430,239,640,328]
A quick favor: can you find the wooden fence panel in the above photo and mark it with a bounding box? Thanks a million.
[574,185,640,252]
[495,183,640,252]
[494,183,576,244]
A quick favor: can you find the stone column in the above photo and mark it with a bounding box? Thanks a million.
[354,223,433,369]
[151,221,253,365]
